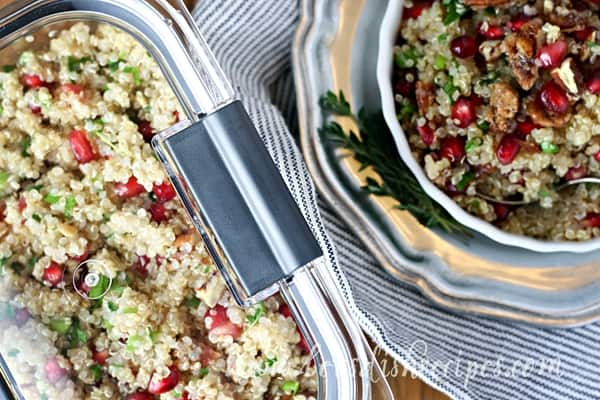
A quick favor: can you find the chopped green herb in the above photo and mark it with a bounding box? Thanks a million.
[281,380,300,395]
[0,171,9,188]
[126,335,143,352]
[107,302,118,312]
[397,99,415,121]
[148,329,159,344]
[456,171,475,191]
[43,193,61,205]
[540,142,559,154]
[29,184,43,192]
[101,319,113,330]
[484,6,496,15]
[122,306,138,314]
[2,65,16,73]
[49,317,72,334]
[171,390,182,399]
[123,66,141,85]
[246,302,266,326]
[89,364,103,381]
[107,58,125,72]
[32,213,42,223]
[88,275,110,299]
[20,136,31,157]
[67,319,88,348]
[265,356,277,368]
[198,367,209,378]
[442,0,469,25]
[67,56,91,72]
[437,33,449,43]
[27,256,39,268]
[203,265,211,274]
[434,54,447,70]
[480,71,498,85]
[143,104,152,114]
[476,120,490,133]
[588,41,599,48]
[538,189,551,198]
[64,195,76,218]
[442,78,458,102]
[184,297,201,309]
[395,47,420,69]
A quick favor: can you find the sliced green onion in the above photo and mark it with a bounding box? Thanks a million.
[121,306,138,314]
[397,99,415,121]
[538,189,551,198]
[107,302,118,312]
[89,364,103,381]
[20,136,31,157]
[246,302,266,326]
[434,54,447,70]
[2,65,15,73]
[0,171,9,188]
[126,335,143,352]
[198,367,209,378]
[32,213,42,223]
[442,78,458,102]
[122,66,141,85]
[540,142,559,154]
[184,297,201,309]
[43,193,61,205]
[49,317,72,334]
[67,56,91,73]
[64,195,76,218]
[395,47,419,69]
[456,171,475,192]
[476,120,490,133]
[437,33,449,43]
[281,380,300,395]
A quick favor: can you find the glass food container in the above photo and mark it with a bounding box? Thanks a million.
[0,1,393,399]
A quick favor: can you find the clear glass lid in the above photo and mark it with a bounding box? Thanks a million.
[0,1,392,399]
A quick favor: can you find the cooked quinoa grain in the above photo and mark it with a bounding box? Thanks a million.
[0,23,316,399]
[395,0,600,241]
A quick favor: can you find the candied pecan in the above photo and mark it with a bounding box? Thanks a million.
[545,7,591,30]
[489,82,520,132]
[527,100,572,128]
[503,19,544,90]
[415,81,435,116]
[551,57,584,94]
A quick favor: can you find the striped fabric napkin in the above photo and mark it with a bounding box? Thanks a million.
[192,1,600,399]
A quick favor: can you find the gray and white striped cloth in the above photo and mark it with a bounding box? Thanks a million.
[193,2,600,400]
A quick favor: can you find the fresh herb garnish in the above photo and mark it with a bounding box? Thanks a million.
[319,91,469,235]
[32,213,42,223]
[2,65,15,73]
[480,71,498,85]
[67,318,88,348]
[184,297,201,309]
[67,56,91,73]
[20,136,31,157]
[281,380,300,395]
[107,58,125,72]
[198,367,209,378]
[442,78,458,103]
[107,301,118,312]
[395,47,420,69]
[396,99,416,121]
[434,54,447,70]
[0,171,9,188]
[89,364,103,381]
[43,193,61,205]
[246,302,266,326]
[442,0,469,25]
[123,66,141,85]
[476,121,490,133]
[64,195,76,218]
[540,142,559,154]
[49,317,72,334]
[437,33,449,43]
[456,171,475,191]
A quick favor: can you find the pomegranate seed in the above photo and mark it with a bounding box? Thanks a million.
[113,177,145,199]
[493,203,511,221]
[173,110,180,123]
[564,165,587,181]
[138,120,153,141]
[45,358,67,383]
[148,367,180,395]
[21,74,45,89]
[417,124,434,146]
[478,23,504,39]
[59,83,83,95]
[394,79,415,97]
[537,81,569,115]
[582,213,600,228]
[29,104,42,114]
[573,27,594,42]
[152,182,176,203]
[18,196,27,213]
[15,308,30,327]
[440,137,465,164]
[507,15,531,32]
[155,255,165,266]
[515,118,539,138]
[42,262,64,287]
[403,0,432,19]
[149,203,168,223]
[92,350,109,365]
[450,36,477,58]
[536,40,568,69]
[496,134,521,165]
[451,97,477,128]
[134,255,150,276]
[594,151,600,162]
[179,392,190,400]
[126,393,155,400]
[205,305,242,339]
[69,130,97,164]
[586,70,600,94]
[0,203,5,222]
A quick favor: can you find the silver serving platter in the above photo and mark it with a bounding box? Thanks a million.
[293,0,600,326]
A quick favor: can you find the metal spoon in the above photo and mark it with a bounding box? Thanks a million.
[476,177,600,206]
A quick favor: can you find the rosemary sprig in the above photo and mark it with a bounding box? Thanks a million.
[319,91,470,236]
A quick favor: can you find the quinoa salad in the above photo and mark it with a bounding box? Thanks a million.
[394,0,600,241]
[0,23,316,400]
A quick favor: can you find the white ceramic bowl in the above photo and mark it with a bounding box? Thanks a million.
[376,0,600,253]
